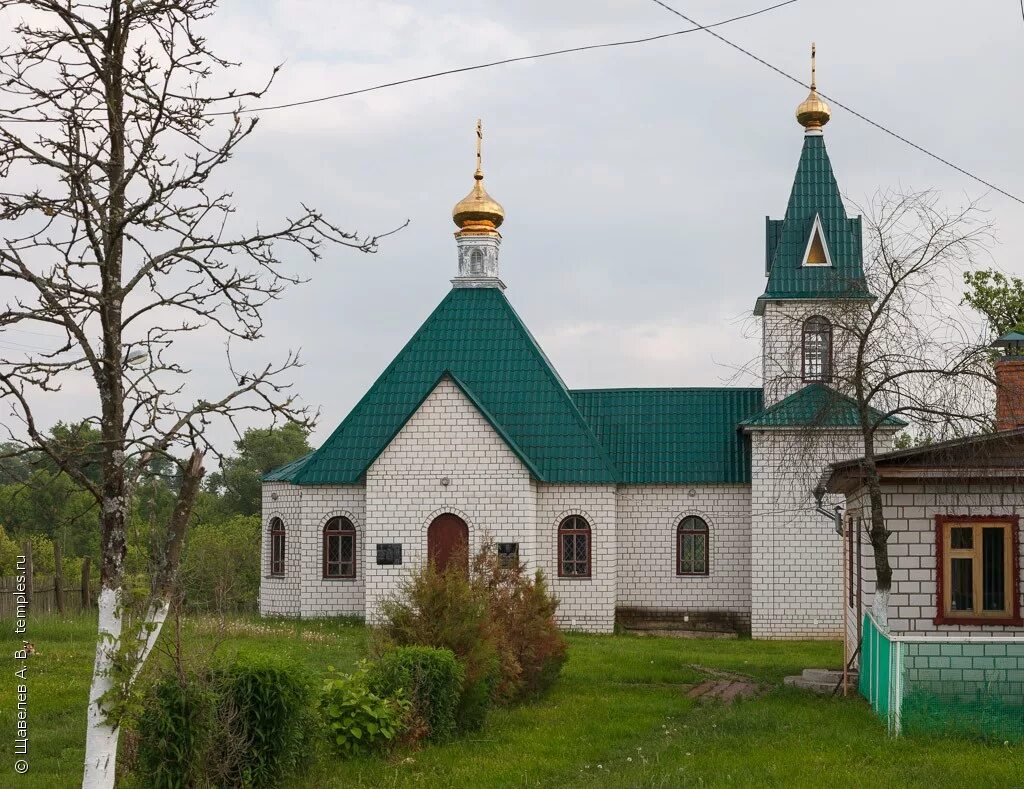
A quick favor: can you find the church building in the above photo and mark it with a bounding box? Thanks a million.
[260,55,902,638]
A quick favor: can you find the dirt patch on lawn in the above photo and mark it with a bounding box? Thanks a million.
[684,665,763,705]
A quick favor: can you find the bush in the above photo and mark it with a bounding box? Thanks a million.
[181,515,261,613]
[212,653,315,787]
[367,646,463,742]
[377,542,568,731]
[378,556,500,731]
[134,653,314,788]
[472,544,568,702]
[320,668,410,758]
[135,676,212,788]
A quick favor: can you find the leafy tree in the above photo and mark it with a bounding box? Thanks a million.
[0,470,99,555]
[963,269,1024,339]
[180,515,261,612]
[207,424,312,516]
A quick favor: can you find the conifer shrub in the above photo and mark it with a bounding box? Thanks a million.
[366,646,463,742]
[377,553,500,731]
[472,542,568,702]
[377,541,568,731]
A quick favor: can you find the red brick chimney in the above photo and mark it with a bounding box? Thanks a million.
[995,357,1024,431]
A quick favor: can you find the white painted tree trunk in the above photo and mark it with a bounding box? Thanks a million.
[82,586,122,789]
[82,590,171,788]
[872,588,890,630]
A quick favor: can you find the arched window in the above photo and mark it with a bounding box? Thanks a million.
[323,517,356,579]
[802,316,832,382]
[470,248,484,275]
[269,517,285,576]
[558,515,591,578]
[677,516,709,576]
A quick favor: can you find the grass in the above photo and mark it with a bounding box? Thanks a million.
[2,615,1022,787]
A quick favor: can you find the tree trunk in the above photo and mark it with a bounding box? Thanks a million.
[82,452,203,788]
[861,433,892,628]
[82,585,123,789]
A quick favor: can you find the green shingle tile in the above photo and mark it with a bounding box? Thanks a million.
[268,287,618,485]
[755,135,872,315]
[740,383,906,429]
[570,388,763,484]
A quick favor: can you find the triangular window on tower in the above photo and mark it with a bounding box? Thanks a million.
[802,214,832,267]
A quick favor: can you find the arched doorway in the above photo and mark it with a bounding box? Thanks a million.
[427,513,469,574]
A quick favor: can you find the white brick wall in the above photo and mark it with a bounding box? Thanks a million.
[616,485,751,630]
[259,482,367,618]
[537,485,617,633]
[749,428,881,639]
[362,377,541,625]
[761,300,861,406]
[845,481,1024,639]
[260,482,302,616]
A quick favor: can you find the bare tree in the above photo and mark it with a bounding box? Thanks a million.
[0,2,398,785]
[796,189,994,622]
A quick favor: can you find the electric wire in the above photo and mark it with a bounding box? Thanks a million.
[647,0,1024,206]
[208,0,799,116]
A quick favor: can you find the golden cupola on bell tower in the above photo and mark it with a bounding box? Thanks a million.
[795,43,831,134]
[451,120,506,289]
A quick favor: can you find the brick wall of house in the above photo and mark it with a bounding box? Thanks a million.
[363,377,538,625]
[260,482,302,616]
[845,482,1024,637]
[296,485,366,618]
[616,484,752,632]
[259,482,367,617]
[749,428,871,639]
[537,485,617,633]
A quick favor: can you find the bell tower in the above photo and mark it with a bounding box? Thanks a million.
[451,120,505,289]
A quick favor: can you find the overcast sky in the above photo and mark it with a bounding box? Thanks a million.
[3,0,1023,453]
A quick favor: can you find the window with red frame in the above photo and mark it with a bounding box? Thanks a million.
[936,516,1021,625]
[323,517,356,579]
[677,516,709,576]
[558,516,591,577]
[269,517,285,576]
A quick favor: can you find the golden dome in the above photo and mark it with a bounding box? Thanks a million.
[452,120,504,236]
[796,43,831,131]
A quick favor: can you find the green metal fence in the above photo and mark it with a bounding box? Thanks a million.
[859,612,1024,742]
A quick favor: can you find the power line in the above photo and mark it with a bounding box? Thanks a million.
[208,1,799,116]
[0,1,798,123]
[647,0,1024,207]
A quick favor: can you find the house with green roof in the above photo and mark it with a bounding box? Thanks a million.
[260,66,902,637]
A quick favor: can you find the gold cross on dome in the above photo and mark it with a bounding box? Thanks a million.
[475,118,483,179]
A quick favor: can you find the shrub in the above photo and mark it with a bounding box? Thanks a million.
[181,515,261,613]
[135,675,212,788]
[367,646,463,742]
[378,556,500,732]
[211,653,315,787]
[472,543,568,702]
[320,668,410,758]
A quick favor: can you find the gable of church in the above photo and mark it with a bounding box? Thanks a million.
[276,286,618,485]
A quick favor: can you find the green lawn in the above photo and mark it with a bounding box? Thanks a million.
[2,615,1021,787]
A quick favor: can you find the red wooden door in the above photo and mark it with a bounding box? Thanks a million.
[427,514,469,574]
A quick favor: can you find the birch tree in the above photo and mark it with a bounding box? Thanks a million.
[0,2,393,785]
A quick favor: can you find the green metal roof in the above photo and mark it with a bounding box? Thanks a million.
[740,383,906,429]
[275,287,618,485]
[263,451,314,482]
[571,388,763,484]
[755,134,871,315]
